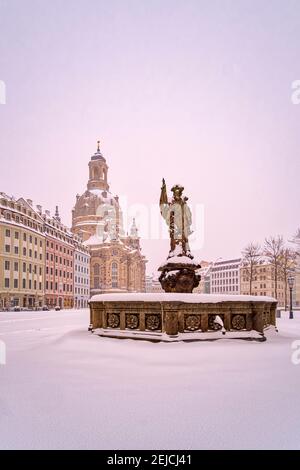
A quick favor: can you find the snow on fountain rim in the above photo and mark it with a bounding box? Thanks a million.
[90,292,277,303]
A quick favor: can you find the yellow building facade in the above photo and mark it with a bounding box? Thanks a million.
[0,194,45,309]
[240,263,286,307]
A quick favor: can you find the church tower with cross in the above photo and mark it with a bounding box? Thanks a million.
[72,141,147,294]
[87,141,109,192]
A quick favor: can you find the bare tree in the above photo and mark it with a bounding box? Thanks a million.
[242,242,262,295]
[280,248,297,309]
[263,235,284,300]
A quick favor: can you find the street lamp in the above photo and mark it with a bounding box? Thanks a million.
[288,275,295,320]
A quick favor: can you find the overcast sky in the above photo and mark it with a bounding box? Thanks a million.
[1,0,300,273]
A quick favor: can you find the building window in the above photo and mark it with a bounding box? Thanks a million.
[23,279,26,289]
[112,262,118,288]
[14,246,19,255]
[23,233,27,241]
[15,232,19,239]
[14,262,18,272]
[5,229,10,237]
[94,263,100,275]
[4,260,10,270]
[5,278,10,288]
[5,245,10,253]
[14,279,18,289]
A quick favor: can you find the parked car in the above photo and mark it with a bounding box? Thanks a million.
[55,306,61,311]
[42,305,49,311]
[13,306,21,312]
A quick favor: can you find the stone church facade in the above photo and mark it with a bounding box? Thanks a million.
[72,143,146,295]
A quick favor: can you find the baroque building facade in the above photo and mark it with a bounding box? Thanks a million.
[0,192,90,310]
[44,207,76,309]
[0,193,45,308]
[72,143,146,294]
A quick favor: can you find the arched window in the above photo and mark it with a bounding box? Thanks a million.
[93,167,100,179]
[112,262,118,288]
[94,263,100,275]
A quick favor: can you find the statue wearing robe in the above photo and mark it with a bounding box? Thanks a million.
[159,179,193,258]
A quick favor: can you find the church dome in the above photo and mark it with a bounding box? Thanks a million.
[74,189,119,218]
[72,142,125,242]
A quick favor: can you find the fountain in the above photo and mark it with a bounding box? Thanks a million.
[89,180,277,341]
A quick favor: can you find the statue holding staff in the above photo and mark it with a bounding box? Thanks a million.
[159,178,193,259]
[158,178,200,293]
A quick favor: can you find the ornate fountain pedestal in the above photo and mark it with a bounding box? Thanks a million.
[89,293,277,342]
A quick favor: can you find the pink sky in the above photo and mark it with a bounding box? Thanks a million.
[0,0,300,273]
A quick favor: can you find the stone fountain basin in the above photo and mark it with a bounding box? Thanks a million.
[89,293,277,342]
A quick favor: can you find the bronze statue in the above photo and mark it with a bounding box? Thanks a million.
[159,179,193,258]
[158,178,201,293]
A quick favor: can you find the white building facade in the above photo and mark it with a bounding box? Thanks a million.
[73,236,90,308]
[210,258,241,295]
[145,274,164,293]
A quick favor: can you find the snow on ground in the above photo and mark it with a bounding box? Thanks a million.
[0,309,300,450]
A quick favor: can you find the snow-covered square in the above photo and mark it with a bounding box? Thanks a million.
[0,309,300,450]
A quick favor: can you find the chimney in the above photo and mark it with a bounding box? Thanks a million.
[45,210,50,216]
[36,204,42,214]
[27,199,33,206]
